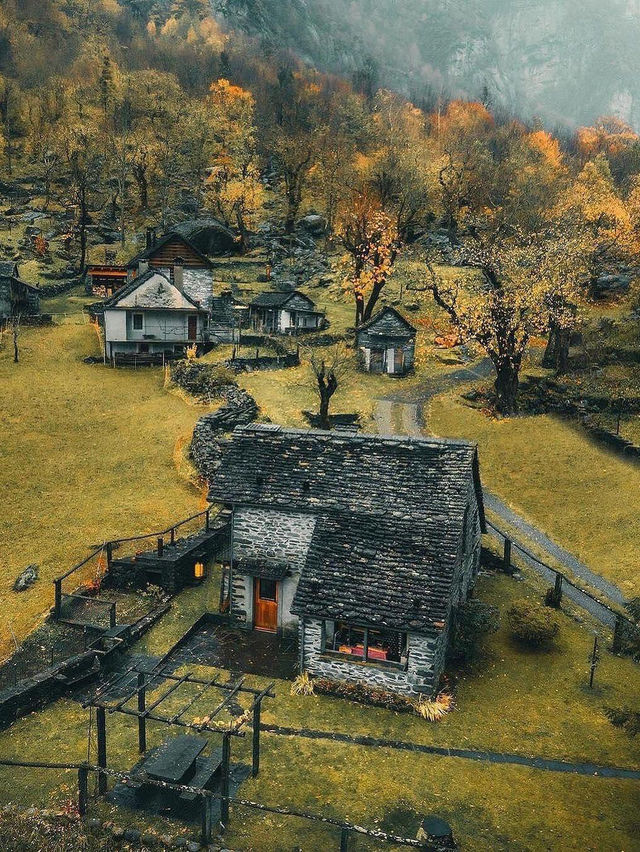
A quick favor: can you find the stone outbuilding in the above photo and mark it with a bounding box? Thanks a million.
[356,306,416,376]
[249,290,325,334]
[209,423,485,697]
[0,261,40,321]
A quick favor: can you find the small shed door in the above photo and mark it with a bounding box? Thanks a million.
[394,347,404,373]
[370,349,384,373]
[386,347,395,374]
[254,578,278,632]
[188,315,198,340]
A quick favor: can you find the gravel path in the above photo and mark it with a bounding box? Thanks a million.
[262,724,640,779]
[374,359,628,617]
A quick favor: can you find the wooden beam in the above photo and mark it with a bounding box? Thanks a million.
[142,673,191,718]
[96,707,107,795]
[219,732,231,831]
[252,697,261,777]
[77,766,89,817]
[137,673,146,753]
[168,673,220,724]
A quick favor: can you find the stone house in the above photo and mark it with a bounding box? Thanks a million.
[127,229,215,311]
[102,268,209,359]
[0,261,40,321]
[249,290,325,333]
[356,306,416,376]
[209,424,485,696]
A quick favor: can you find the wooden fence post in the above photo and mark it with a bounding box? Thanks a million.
[137,673,146,753]
[503,538,512,573]
[252,697,262,777]
[77,765,89,817]
[340,827,350,851]
[554,572,563,604]
[205,509,211,532]
[96,707,107,795]
[109,603,116,630]
[54,579,62,620]
[105,542,113,572]
[220,732,231,831]
[170,527,175,546]
[157,537,164,557]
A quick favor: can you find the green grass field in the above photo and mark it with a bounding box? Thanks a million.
[0,318,207,657]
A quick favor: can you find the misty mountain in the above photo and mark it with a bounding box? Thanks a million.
[217,0,640,129]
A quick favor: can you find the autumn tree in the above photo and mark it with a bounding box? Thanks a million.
[206,78,265,252]
[340,195,399,326]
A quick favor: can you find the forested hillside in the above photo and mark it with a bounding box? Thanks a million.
[2,0,640,414]
[220,0,640,129]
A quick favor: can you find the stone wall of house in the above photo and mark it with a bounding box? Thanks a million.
[300,618,444,696]
[234,508,316,571]
[356,329,415,373]
[231,571,252,625]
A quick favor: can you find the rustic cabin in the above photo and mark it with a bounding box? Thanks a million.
[0,261,40,321]
[102,268,209,361]
[87,265,128,298]
[209,424,485,696]
[356,306,416,376]
[249,290,325,334]
[127,229,215,311]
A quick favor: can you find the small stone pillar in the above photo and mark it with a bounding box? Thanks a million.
[417,815,456,849]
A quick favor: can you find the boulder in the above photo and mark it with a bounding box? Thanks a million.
[13,565,38,592]
[172,218,236,256]
[298,213,328,235]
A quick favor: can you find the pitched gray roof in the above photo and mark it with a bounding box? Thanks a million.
[356,306,416,337]
[211,425,485,634]
[250,290,315,309]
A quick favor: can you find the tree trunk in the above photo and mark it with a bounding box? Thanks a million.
[319,387,331,429]
[354,291,365,327]
[134,168,148,210]
[494,360,519,415]
[12,319,19,364]
[542,324,570,374]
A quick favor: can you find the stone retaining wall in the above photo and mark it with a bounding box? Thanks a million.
[190,386,259,481]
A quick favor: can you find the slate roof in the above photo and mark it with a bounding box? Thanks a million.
[356,306,416,337]
[294,513,464,632]
[101,270,205,312]
[126,231,213,269]
[250,290,315,310]
[211,425,485,635]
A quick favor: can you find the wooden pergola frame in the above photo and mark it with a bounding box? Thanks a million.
[83,665,275,836]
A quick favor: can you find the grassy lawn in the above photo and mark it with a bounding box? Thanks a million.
[1,568,639,849]
[430,390,640,598]
[0,318,208,657]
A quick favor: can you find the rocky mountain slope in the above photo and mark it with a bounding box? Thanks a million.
[217,0,640,128]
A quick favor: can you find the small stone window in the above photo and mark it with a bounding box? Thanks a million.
[323,621,407,668]
[133,313,143,330]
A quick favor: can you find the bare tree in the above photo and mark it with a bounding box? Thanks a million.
[304,344,352,429]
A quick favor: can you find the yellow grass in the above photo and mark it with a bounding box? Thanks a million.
[430,391,640,597]
[0,319,207,656]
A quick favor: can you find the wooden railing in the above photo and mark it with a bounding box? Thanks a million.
[53,507,215,621]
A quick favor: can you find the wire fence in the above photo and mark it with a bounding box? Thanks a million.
[484,519,639,648]
[0,759,437,850]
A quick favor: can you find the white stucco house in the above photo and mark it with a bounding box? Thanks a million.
[102,266,209,360]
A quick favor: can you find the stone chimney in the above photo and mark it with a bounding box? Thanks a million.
[138,260,149,276]
[173,258,184,292]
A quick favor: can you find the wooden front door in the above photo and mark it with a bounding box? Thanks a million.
[253,578,278,632]
[370,349,384,373]
[188,315,198,341]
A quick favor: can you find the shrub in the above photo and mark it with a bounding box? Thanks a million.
[171,360,236,400]
[415,692,454,722]
[508,599,559,647]
[605,706,640,736]
[290,671,315,696]
[449,599,500,663]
